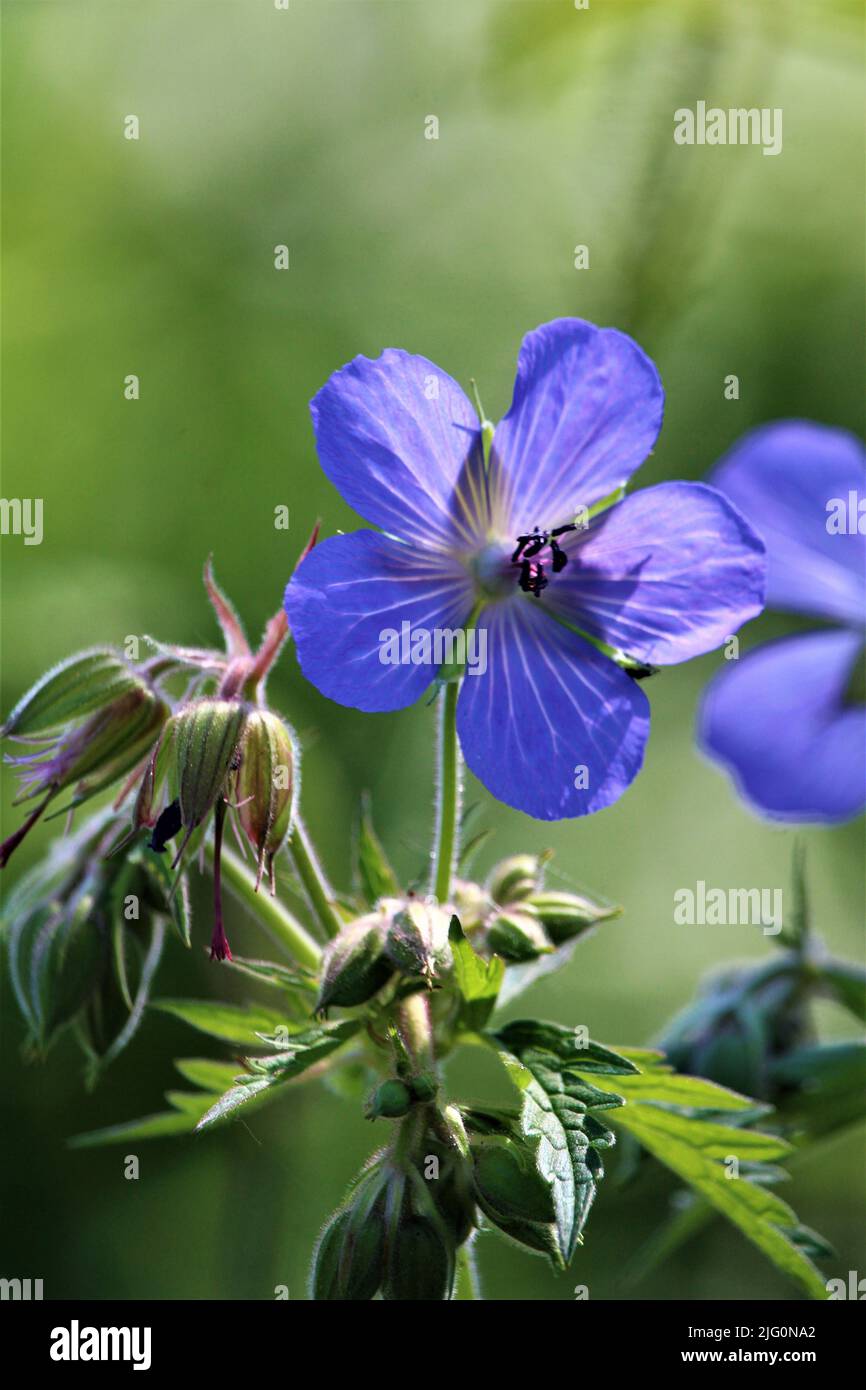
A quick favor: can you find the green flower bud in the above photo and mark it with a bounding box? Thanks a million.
[525,890,621,945]
[471,1139,561,1264]
[7,687,169,812]
[310,1207,353,1300]
[311,1174,388,1301]
[316,913,393,1010]
[382,1216,454,1301]
[365,1079,414,1120]
[409,1070,439,1104]
[1,648,145,740]
[233,709,298,891]
[486,907,550,962]
[423,1138,476,1245]
[451,878,491,931]
[174,699,248,833]
[472,1140,556,1226]
[385,900,451,981]
[487,854,544,904]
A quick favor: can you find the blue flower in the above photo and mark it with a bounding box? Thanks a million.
[700,420,866,823]
[285,319,765,819]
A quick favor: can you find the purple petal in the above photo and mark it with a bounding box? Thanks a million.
[492,318,664,534]
[711,421,866,626]
[310,350,496,551]
[456,601,650,820]
[699,629,866,823]
[545,482,766,665]
[285,531,474,712]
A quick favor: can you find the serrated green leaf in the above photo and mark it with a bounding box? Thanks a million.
[494,1020,640,1075]
[606,1071,829,1300]
[151,997,289,1045]
[491,1020,634,1261]
[355,794,400,906]
[449,915,504,1030]
[196,1019,359,1130]
[245,1019,360,1077]
[601,1070,755,1111]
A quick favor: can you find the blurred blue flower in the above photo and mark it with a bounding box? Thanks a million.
[286,319,765,819]
[700,421,866,822]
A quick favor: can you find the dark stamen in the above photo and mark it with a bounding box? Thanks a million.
[511,522,574,595]
[148,798,182,853]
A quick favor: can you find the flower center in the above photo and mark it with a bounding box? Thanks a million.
[510,523,577,597]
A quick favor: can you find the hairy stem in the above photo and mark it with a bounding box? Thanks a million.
[454,1242,481,1300]
[215,840,322,971]
[397,990,435,1069]
[432,680,462,904]
[288,814,344,941]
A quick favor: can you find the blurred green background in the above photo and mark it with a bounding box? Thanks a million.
[1,0,863,1301]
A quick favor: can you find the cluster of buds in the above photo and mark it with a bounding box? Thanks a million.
[314,854,620,1018]
[0,649,170,868]
[2,553,310,978]
[1,807,183,1078]
[312,1113,476,1301]
[658,954,813,1102]
[456,851,621,964]
[315,898,452,1012]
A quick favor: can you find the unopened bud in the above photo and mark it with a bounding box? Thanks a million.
[525,889,620,945]
[365,1079,413,1120]
[234,709,297,890]
[487,854,544,904]
[486,907,550,962]
[382,1216,454,1301]
[386,901,451,981]
[472,1139,562,1265]
[1,648,145,740]
[316,913,392,1010]
[174,699,248,832]
[6,685,168,816]
[409,1070,438,1104]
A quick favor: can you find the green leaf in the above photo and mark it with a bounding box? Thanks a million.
[196,1019,360,1130]
[449,916,504,1030]
[173,1057,242,1092]
[69,1108,205,1147]
[490,1019,636,1261]
[604,1070,755,1111]
[355,794,400,906]
[222,954,318,994]
[151,997,289,1045]
[606,1069,829,1300]
[494,1020,640,1075]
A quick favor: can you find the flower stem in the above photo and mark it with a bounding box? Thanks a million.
[288,814,344,941]
[215,840,322,971]
[432,680,462,904]
[454,1242,481,1300]
[397,991,434,1069]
